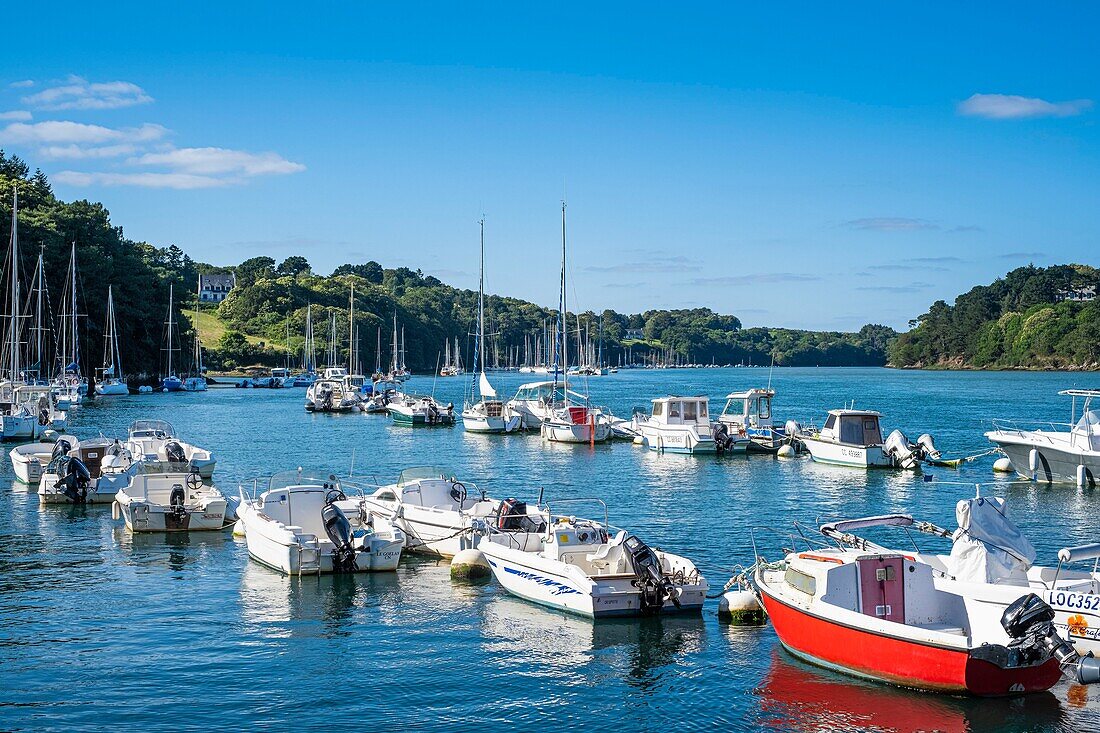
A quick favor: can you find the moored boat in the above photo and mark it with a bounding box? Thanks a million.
[635,396,717,454]
[713,388,789,453]
[124,419,216,479]
[10,441,56,484]
[114,471,228,532]
[39,436,138,504]
[389,394,455,426]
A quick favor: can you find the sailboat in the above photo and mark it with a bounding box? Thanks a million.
[95,285,128,395]
[161,283,183,392]
[540,202,611,444]
[182,278,207,391]
[462,219,520,433]
[51,243,89,406]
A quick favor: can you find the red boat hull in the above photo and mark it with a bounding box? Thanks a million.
[759,585,1063,697]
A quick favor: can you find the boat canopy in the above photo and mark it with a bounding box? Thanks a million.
[824,412,883,446]
[650,395,709,425]
[397,466,458,486]
[267,469,341,493]
[129,419,176,438]
[947,497,1036,585]
[512,381,588,403]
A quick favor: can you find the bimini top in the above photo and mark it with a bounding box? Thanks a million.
[725,388,775,400]
[1059,389,1100,399]
[267,468,342,493]
[129,419,176,438]
[651,394,709,404]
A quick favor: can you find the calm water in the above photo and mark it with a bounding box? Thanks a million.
[2,368,1098,733]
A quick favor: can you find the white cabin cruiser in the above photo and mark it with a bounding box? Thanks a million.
[635,396,716,454]
[479,499,708,618]
[114,471,228,532]
[798,409,925,470]
[237,470,405,574]
[820,496,1100,659]
[124,419,216,479]
[0,384,66,440]
[507,381,565,429]
[714,388,788,453]
[362,467,537,558]
[305,369,361,413]
[39,436,138,504]
[985,389,1100,487]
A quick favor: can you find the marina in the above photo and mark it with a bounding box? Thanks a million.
[4,367,1100,731]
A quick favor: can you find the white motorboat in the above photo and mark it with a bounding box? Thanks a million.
[635,396,717,454]
[305,367,361,413]
[1,384,66,440]
[237,469,405,574]
[39,436,138,504]
[507,380,564,429]
[95,285,129,396]
[462,220,521,434]
[362,467,535,558]
[114,471,227,532]
[714,388,790,453]
[10,441,55,484]
[479,499,708,618]
[538,203,611,445]
[820,495,1100,658]
[985,389,1100,487]
[798,408,926,469]
[124,419,216,479]
[364,378,402,413]
[388,394,455,426]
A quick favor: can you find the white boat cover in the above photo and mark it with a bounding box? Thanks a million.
[948,497,1036,586]
[1073,409,1100,450]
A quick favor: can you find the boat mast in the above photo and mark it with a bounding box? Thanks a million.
[560,201,568,405]
[165,282,175,377]
[7,189,20,382]
[193,276,202,376]
[67,242,78,376]
[103,285,122,378]
[347,282,355,372]
[477,218,485,389]
[375,326,381,374]
[32,248,44,379]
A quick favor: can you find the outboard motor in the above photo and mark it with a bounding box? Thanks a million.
[56,457,92,503]
[164,483,189,530]
[163,441,186,465]
[1002,594,1100,685]
[427,402,439,424]
[52,438,75,461]
[623,534,678,613]
[883,429,921,470]
[712,423,731,454]
[321,498,357,573]
[917,433,942,461]
[496,498,545,533]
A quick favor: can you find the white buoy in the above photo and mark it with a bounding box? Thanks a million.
[232,518,246,537]
[633,436,645,446]
[450,548,491,581]
[1028,449,1039,474]
[718,589,766,625]
[776,444,795,459]
[992,456,1014,474]
[111,501,121,521]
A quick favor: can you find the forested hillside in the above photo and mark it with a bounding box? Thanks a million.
[889,264,1100,370]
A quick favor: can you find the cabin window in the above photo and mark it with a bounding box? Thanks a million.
[652,402,664,417]
[698,402,707,418]
[668,402,680,418]
[683,401,697,421]
[840,417,864,445]
[863,418,882,444]
[759,398,771,420]
[824,414,836,431]
[785,568,817,596]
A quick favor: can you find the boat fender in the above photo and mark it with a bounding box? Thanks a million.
[1028,449,1039,475]
[717,589,765,625]
[776,444,796,459]
[623,534,677,613]
[1002,593,1100,685]
[992,456,1014,473]
[450,548,491,582]
[321,501,357,572]
[232,518,246,537]
[111,501,120,521]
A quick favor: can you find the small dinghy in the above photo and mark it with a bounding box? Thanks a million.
[114,471,227,532]
[238,469,405,574]
[820,495,1100,658]
[124,419,216,479]
[10,441,57,484]
[750,544,1100,696]
[363,467,541,558]
[479,499,708,618]
[39,436,138,504]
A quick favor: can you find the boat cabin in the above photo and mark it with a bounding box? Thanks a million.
[819,409,884,447]
[129,419,177,440]
[323,367,348,380]
[718,388,774,428]
[649,396,710,427]
[511,381,587,407]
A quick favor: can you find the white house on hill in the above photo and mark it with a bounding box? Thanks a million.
[199,273,236,302]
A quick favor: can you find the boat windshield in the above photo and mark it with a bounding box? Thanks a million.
[267,469,342,492]
[1074,410,1100,435]
[129,419,176,438]
[397,466,459,486]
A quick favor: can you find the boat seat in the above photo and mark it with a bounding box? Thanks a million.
[587,531,627,573]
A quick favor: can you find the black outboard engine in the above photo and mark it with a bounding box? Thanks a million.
[56,456,92,503]
[496,498,545,532]
[1001,594,1100,685]
[163,441,186,465]
[427,402,439,424]
[321,497,357,573]
[712,423,730,454]
[52,438,75,461]
[623,534,679,613]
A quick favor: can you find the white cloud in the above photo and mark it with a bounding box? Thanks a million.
[843,217,938,231]
[0,110,31,121]
[131,147,305,177]
[9,80,34,89]
[53,171,229,189]
[39,144,138,160]
[0,120,167,145]
[23,75,153,111]
[958,93,1092,120]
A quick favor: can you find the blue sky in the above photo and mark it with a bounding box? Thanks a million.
[1,3,1097,330]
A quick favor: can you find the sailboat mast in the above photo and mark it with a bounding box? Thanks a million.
[69,243,78,371]
[33,249,44,377]
[193,276,202,374]
[477,218,485,379]
[560,201,568,401]
[347,283,355,372]
[166,283,175,376]
[8,189,19,381]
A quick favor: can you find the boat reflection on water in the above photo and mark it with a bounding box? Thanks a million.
[752,650,1065,733]
[118,530,234,573]
[480,594,704,688]
[238,561,400,638]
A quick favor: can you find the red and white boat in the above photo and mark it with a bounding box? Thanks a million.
[751,541,1099,696]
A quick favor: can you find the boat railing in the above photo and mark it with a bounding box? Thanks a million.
[542,497,609,534]
[989,418,1078,443]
